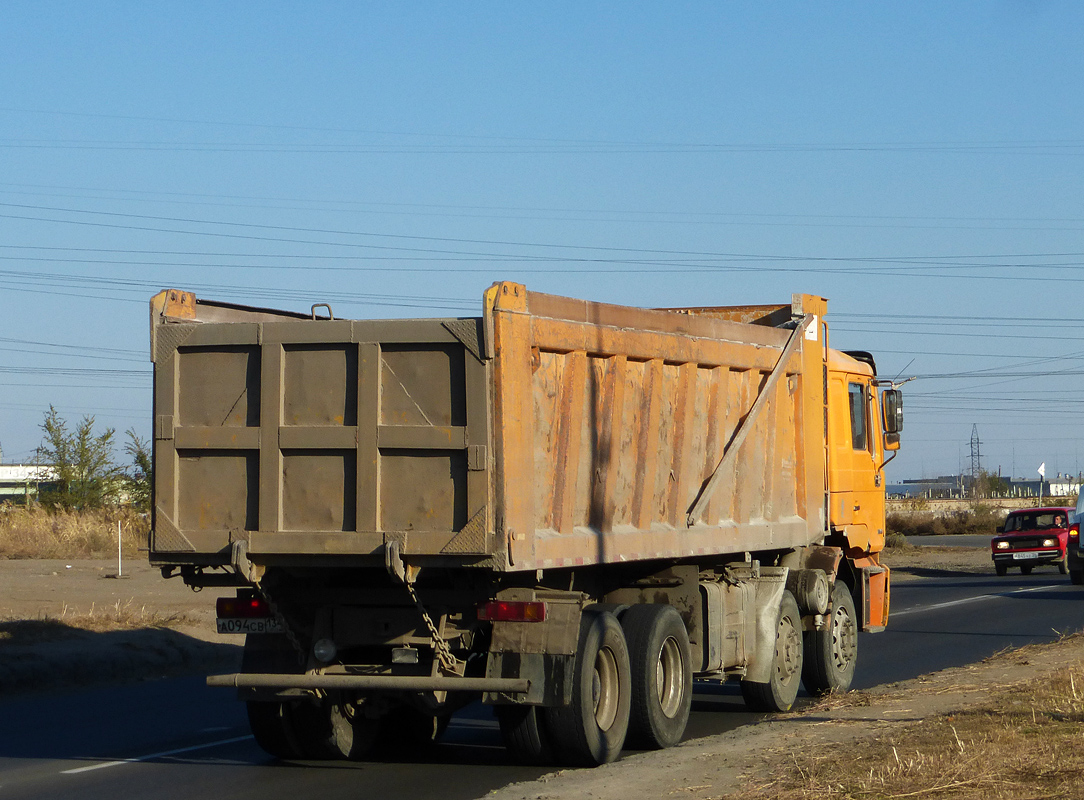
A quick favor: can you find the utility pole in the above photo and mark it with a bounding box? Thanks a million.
[969,424,982,498]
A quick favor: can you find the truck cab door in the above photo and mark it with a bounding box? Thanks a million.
[828,374,886,554]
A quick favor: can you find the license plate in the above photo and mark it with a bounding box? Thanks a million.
[1012,552,1040,560]
[216,617,285,635]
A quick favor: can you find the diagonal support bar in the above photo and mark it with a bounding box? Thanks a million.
[686,314,814,527]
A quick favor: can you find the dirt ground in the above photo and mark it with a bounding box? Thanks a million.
[6,542,1073,800]
[0,556,232,632]
[0,541,990,627]
[0,557,241,696]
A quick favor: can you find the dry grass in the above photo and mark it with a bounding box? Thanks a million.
[0,504,149,559]
[887,505,1004,537]
[884,532,914,551]
[0,599,195,643]
[731,665,1084,800]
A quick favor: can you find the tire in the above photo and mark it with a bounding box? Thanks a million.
[620,604,692,750]
[496,705,553,765]
[247,696,380,761]
[995,564,1007,577]
[741,591,804,713]
[1058,555,1069,575]
[381,705,450,750]
[1071,568,1084,586]
[243,635,312,760]
[1021,564,1034,575]
[247,700,304,760]
[324,699,381,760]
[801,582,858,696]
[286,699,345,759]
[546,610,631,766]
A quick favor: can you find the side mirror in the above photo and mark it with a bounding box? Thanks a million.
[882,389,903,435]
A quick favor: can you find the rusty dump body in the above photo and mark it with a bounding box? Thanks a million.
[150,283,861,572]
[150,282,898,765]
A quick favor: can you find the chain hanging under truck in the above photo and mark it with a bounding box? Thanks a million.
[386,540,460,674]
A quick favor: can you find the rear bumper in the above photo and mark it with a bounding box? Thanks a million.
[207,672,530,694]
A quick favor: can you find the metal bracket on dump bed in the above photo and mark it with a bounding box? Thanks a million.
[230,540,264,584]
[385,540,460,673]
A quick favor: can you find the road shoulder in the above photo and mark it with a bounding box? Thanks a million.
[482,634,1084,800]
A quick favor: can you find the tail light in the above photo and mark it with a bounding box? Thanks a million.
[1070,523,1079,542]
[217,594,272,619]
[477,600,548,622]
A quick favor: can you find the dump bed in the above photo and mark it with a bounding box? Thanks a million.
[150,283,830,573]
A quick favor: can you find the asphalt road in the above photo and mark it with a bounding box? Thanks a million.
[3,569,1082,800]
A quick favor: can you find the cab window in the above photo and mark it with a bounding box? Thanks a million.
[848,383,867,451]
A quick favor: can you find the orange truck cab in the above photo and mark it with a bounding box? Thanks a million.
[827,348,903,631]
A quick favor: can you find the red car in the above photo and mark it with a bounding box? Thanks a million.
[991,507,1072,576]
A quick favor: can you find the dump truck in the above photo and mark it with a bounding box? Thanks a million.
[149,282,903,766]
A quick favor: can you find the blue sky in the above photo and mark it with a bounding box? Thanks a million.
[1,3,1083,483]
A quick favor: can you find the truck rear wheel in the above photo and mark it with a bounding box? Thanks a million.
[1072,567,1084,586]
[620,604,692,750]
[801,582,857,696]
[382,705,450,748]
[496,705,553,764]
[247,701,305,760]
[247,697,380,761]
[287,699,353,759]
[324,699,380,760]
[740,591,804,713]
[546,610,631,766]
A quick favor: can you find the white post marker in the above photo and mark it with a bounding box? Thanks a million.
[117,520,122,578]
[1038,462,1046,506]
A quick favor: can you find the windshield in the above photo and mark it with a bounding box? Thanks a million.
[1003,512,1067,532]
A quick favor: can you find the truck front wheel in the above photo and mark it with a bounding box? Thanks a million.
[801,582,858,696]
[621,604,692,749]
[740,591,804,712]
[546,610,631,766]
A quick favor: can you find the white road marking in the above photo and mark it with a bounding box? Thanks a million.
[891,584,1050,618]
[61,735,254,775]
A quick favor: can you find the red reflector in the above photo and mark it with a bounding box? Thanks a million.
[477,600,547,622]
[216,595,271,618]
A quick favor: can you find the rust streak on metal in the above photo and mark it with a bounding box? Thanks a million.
[700,365,728,526]
[669,362,698,529]
[687,316,812,527]
[633,358,663,530]
[552,351,587,534]
[591,354,626,536]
